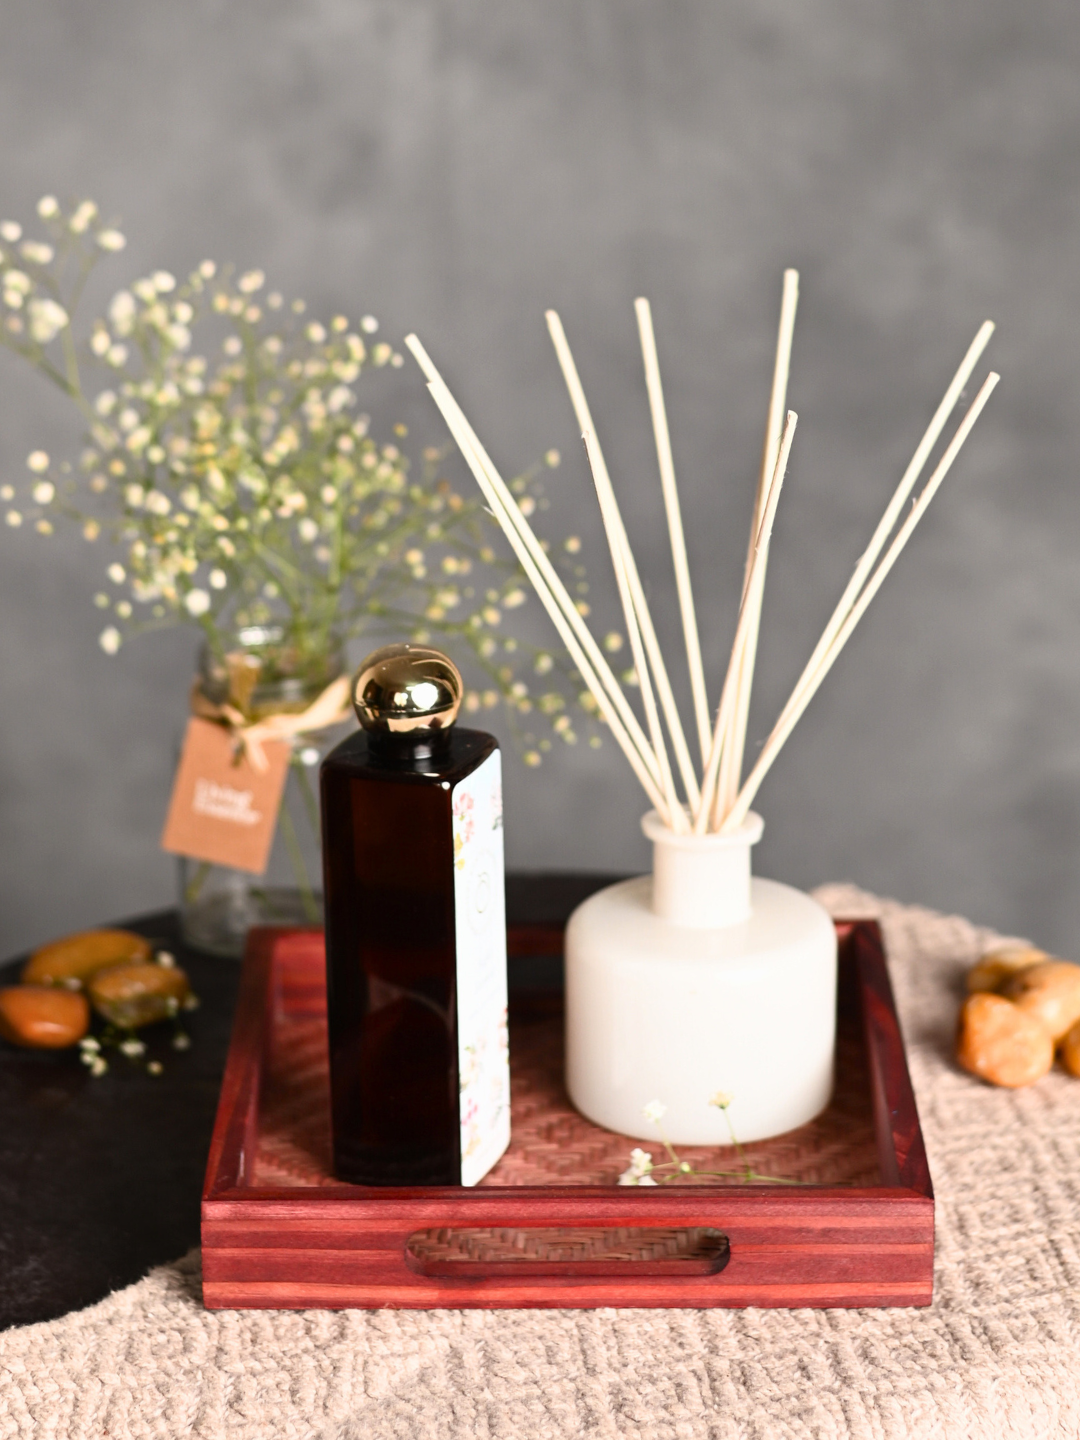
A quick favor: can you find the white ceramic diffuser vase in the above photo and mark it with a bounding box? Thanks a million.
[565,812,837,1144]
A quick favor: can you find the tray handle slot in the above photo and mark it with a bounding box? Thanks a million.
[405,1225,730,1278]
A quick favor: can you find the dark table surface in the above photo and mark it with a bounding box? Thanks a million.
[0,872,620,1331]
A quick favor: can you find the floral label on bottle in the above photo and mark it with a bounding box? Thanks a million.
[452,749,510,1186]
[160,718,291,874]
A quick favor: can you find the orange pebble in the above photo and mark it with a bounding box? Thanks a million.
[0,986,90,1049]
[1000,961,1080,1043]
[22,929,153,987]
[956,993,1054,1088]
[89,963,190,1029]
[1060,1019,1080,1079]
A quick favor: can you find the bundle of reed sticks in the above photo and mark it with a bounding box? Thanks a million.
[405,275,998,835]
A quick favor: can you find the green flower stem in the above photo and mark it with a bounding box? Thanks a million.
[183,860,213,906]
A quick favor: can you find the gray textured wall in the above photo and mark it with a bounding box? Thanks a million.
[2,0,1079,958]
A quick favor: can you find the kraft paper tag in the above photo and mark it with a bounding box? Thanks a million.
[160,718,291,875]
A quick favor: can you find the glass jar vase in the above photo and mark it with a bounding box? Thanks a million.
[178,625,349,958]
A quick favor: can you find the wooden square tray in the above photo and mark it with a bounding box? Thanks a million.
[202,918,933,1309]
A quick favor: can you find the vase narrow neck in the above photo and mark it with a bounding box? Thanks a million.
[641,811,765,930]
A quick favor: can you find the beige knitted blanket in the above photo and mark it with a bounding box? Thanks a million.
[3,885,1079,1440]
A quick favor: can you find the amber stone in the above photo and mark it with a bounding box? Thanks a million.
[22,929,153,987]
[956,993,1054,1088]
[88,964,190,1029]
[0,986,90,1049]
[1000,960,1080,1043]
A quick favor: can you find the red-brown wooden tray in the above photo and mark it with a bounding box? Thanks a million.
[202,918,933,1309]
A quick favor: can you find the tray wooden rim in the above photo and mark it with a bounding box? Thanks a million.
[201,915,934,1309]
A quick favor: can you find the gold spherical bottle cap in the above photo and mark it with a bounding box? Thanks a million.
[353,643,463,734]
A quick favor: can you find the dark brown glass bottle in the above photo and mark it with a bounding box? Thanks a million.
[320,644,510,1187]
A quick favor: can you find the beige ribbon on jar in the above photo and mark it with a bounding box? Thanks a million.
[191,674,354,773]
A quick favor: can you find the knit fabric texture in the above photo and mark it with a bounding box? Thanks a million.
[2,884,1079,1440]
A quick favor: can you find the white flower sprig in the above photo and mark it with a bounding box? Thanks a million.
[617,1093,805,1186]
[0,195,616,760]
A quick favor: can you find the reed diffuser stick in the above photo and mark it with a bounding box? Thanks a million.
[404,334,666,795]
[583,426,687,830]
[695,412,798,833]
[544,310,702,810]
[715,321,996,828]
[723,370,1000,830]
[634,297,712,767]
[435,391,674,822]
[717,270,800,817]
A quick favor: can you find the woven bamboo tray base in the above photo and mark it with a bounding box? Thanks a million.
[254,992,879,1190]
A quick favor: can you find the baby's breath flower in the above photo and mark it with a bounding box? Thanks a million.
[26,450,49,472]
[618,1163,658,1187]
[523,750,542,767]
[69,200,98,234]
[35,518,52,535]
[28,297,68,342]
[564,535,581,553]
[21,240,54,265]
[172,1032,191,1051]
[36,195,59,219]
[119,1037,145,1058]
[709,1090,734,1110]
[642,1099,667,1124]
[0,486,11,501]
[603,631,624,653]
[107,563,126,583]
[108,291,136,332]
[146,1061,164,1076]
[184,588,211,616]
[0,210,596,755]
[545,448,561,467]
